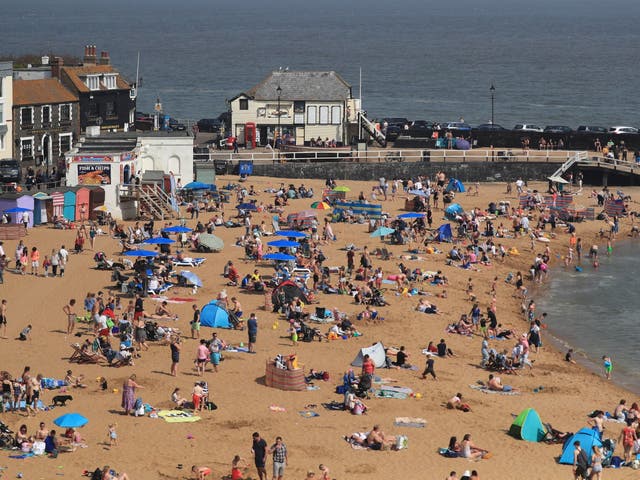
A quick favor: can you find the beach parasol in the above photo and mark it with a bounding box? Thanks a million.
[236,203,257,211]
[398,212,425,219]
[93,205,109,212]
[370,227,395,238]
[548,176,569,184]
[333,186,350,192]
[197,234,224,251]
[123,249,158,257]
[267,240,300,248]
[182,181,211,190]
[263,252,296,261]
[143,237,175,245]
[310,201,331,210]
[53,413,88,428]
[275,230,307,238]
[3,207,30,213]
[162,225,192,234]
[408,189,427,197]
[180,271,203,287]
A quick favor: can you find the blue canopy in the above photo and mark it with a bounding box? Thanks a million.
[143,237,175,245]
[123,249,158,257]
[180,271,203,287]
[267,240,300,248]
[4,207,31,213]
[200,301,232,328]
[162,225,192,233]
[275,230,307,238]
[446,178,466,193]
[370,227,395,237]
[236,203,257,211]
[182,181,212,190]
[408,189,427,197]
[444,203,464,219]
[263,252,296,261]
[398,212,425,219]
[559,428,602,465]
[54,413,89,428]
[435,224,453,242]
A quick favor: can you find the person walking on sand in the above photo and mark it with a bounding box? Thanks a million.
[421,356,437,380]
[63,299,76,336]
[589,445,604,480]
[602,355,612,380]
[58,245,68,277]
[251,432,268,480]
[30,247,40,276]
[191,304,201,339]
[196,339,209,376]
[0,299,7,338]
[573,440,589,480]
[170,336,181,376]
[269,436,288,480]
[247,313,258,353]
[121,375,143,415]
[618,421,638,464]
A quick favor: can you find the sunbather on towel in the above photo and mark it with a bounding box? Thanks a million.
[154,301,177,320]
[365,425,396,450]
[487,374,516,392]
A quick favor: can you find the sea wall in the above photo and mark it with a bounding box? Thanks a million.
[251,161,559,183]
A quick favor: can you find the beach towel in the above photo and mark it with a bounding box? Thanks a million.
[269,405,286,412]
[157,410,201,423]
[375,389,408,399]
[394,417,427,428]
[9,452,35,459]
[298,410,320,418]
[322,401,345,411]
[469,384,520,396]
[308,315,335,324]
[4,399,46,410]
[40,378,68,389]
[380,385,413,395]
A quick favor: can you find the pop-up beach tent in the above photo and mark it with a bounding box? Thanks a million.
[351,342,386,368]
[559,428,602,465]
[509,408,547,442]
[200,301,234,328]
[446,178,466,193]
[271,280,310,306]
[444,203,464,220]
[435,224,453,242]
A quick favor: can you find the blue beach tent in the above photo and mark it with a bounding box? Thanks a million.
[559,428,602,465]
[200,301,232,328]
[509,408,547,442]
[446,178,466,193]
[435,224,453,242]
[444,203,464,220]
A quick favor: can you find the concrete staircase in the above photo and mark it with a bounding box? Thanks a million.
[358,112,387,147]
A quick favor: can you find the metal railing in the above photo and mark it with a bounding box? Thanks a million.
[194,148,588,165]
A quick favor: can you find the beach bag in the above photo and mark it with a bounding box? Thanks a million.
[32,440,45,455]
[395,435,408,450]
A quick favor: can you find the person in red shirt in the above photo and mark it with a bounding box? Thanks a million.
[361,354,375,378]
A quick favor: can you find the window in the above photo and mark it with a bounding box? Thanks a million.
[20,138,34,160]
[59,104,71,123]
[331,106,342,125]
[307,106,317,125]
[59,133,72,154]
[85,75,100,91]
[105,101,116,118]
[0,104,3,124]
[87,101,98,119]
[239,99,248,110]
[0,133,3,150]
[319,106,329,125]
[104,74,117,90]
[20,107,33,127]
[42,105,51,125]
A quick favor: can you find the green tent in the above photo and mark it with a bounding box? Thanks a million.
[508,408,547,442]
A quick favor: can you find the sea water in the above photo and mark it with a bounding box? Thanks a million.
[537,240,640,395]
[2,0,640,123]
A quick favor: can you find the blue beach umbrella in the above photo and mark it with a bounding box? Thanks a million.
[267,240,300,248]
[182,181,211,190]
[398,212,425,219]
[123,249,158,257]
[162,226,192,234]
[180,271,203,287]
[408,190,427,197]
[263,252,296,261]
[53,413,89,428]
[4,207,31,213]
[143,237,175,245]
[370,227,395,238]
[275,230,307,238]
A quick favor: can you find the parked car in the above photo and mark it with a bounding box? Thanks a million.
[407,120,435,137]
[197,118,222,133]
[443,122,472,132]
[0,159,22,184]
[576,125,608,134]
[513,124,543,133]
[382,117,409,127]
[543,125,573,134]
[609,126,638,134]
[474,123,508,131]
[168,118,186,131]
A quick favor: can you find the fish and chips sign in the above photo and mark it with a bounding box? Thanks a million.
[77,164,112,185]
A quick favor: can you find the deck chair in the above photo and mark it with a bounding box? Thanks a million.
[69,344,103,364]
[172,257,206,267]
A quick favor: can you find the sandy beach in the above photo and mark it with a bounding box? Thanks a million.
[0,176,638,480]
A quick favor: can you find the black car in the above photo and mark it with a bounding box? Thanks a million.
[474,123,508,131]
[168,118,186,131]
[576,125,608,134]
[543,125,573,134]
[197,118,222,133]
[0,159,22,183]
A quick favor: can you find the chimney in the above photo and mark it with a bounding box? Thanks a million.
[99,51,110,65]
[51,57,64,79]
[41,55,49,66]
[83,44,97,65]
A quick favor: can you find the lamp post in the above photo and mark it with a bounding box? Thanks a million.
[276,85,282,148]
[489,84,495,125]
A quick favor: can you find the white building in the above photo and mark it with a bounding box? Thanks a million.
[0,62,13,159]
[65,131,193,219]
[229,70,359,147]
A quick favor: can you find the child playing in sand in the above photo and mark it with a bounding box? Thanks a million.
[108,423,117,446]
[191,465,212,480]
[18,324,32,341]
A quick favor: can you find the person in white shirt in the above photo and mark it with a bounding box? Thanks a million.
[58,245,69,277]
